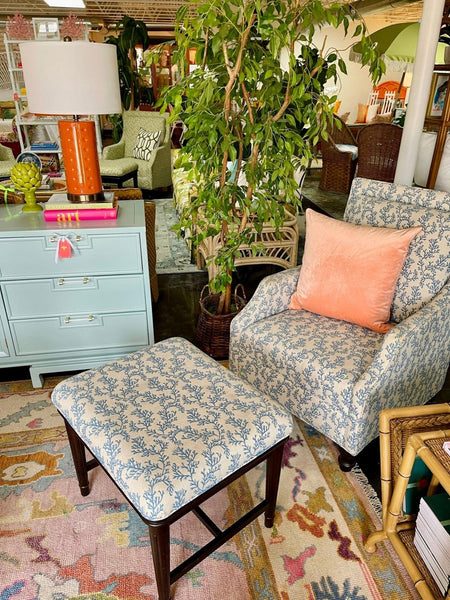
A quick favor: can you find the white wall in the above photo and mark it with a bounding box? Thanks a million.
[312,16,411,124]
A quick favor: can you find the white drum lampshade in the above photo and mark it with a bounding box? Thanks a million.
[19,41,122,202]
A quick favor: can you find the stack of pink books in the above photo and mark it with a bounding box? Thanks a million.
[43,192,118,222]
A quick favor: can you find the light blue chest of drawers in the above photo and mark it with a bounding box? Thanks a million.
[0,200,154,387]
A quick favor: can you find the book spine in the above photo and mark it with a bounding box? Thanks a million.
[44,208,118,222]
[45,204,114,210]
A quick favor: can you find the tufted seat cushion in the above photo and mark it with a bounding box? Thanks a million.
[99,157,138,176]
[52,337,292,521]
[231,306,384,453]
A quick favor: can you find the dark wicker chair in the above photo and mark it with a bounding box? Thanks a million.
[356,123,403,183]
[319,115,358,194]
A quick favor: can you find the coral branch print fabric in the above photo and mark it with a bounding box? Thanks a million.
[52,337,292,521]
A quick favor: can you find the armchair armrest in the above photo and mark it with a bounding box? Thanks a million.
[355,282,450,407]
[102,141,125,160]
[0,143,14,161]
[231,267,300,334]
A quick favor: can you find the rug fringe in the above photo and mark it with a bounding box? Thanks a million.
[353,464,383,521]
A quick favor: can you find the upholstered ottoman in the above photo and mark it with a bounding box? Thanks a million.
[52,337,292,600]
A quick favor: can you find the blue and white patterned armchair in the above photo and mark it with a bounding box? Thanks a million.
[229,178,450,469]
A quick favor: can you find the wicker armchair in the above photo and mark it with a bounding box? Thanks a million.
[319,116,358,194]
[356,123,403,183]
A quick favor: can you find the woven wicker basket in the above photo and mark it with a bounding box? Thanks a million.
[195,284,246,359]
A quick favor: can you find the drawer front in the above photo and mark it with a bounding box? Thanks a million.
[0,317,9,358]
[10,312,149,356]
[0,233,143,279]
[3,275,145,318]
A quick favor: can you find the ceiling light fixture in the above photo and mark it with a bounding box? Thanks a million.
[44,0,86,8]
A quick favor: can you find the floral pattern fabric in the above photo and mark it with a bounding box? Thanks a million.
[52,337,292,521]
[230,178,450,456]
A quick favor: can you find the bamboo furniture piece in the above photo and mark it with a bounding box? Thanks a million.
[365,403,450,600]
[356,123,403,183]
[373,403,450,526]
[196,206,299,280]
[319,115,358,194]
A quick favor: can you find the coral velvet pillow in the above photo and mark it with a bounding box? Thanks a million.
[289,210,422,333]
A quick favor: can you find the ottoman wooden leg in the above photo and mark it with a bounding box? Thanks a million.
[64,419,91,497]
[148,522,172,600]
[264,442,284,528]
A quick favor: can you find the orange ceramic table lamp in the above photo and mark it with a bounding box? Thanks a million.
[19,41,121,203]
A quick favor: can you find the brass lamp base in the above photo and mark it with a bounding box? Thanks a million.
[67,191,107,203]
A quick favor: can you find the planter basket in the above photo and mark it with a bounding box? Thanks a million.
[195,284,246,359]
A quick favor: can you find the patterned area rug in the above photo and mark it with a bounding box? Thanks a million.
[153,198,201,275]
[153,198,306,274]
[0,380,418,600]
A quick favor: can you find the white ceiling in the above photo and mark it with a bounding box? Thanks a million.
[1,1,188,28]
[0,0,424,29]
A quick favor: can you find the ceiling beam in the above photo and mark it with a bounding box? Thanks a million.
[351,0,423,15]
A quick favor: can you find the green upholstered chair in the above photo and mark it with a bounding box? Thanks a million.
[100,111,172,191]
[0,143,16,180]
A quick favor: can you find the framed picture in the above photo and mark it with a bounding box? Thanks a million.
[32,18,60,41]
[427,72,449,117]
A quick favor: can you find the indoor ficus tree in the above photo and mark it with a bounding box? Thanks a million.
[157,0,384,315]
[105,15,150,110]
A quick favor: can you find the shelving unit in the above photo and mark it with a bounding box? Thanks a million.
[149,44,173,102]
[424,1,450,189]
[4,31,102,164]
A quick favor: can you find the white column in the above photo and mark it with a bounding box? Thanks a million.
[394,0,445,185]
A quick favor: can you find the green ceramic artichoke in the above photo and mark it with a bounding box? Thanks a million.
[10,162,43,212]
[10,162,42,192]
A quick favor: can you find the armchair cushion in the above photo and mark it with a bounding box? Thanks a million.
[289,209,422,333]
[335,144,358,159]
[133,128,161,160]
[98,157,138,176]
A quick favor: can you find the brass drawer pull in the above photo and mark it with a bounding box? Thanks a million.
[64,315,95,324]
[58,277,90,286]
[50,235,83,243]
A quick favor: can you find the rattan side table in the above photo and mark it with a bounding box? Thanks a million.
[366,425,450,600]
